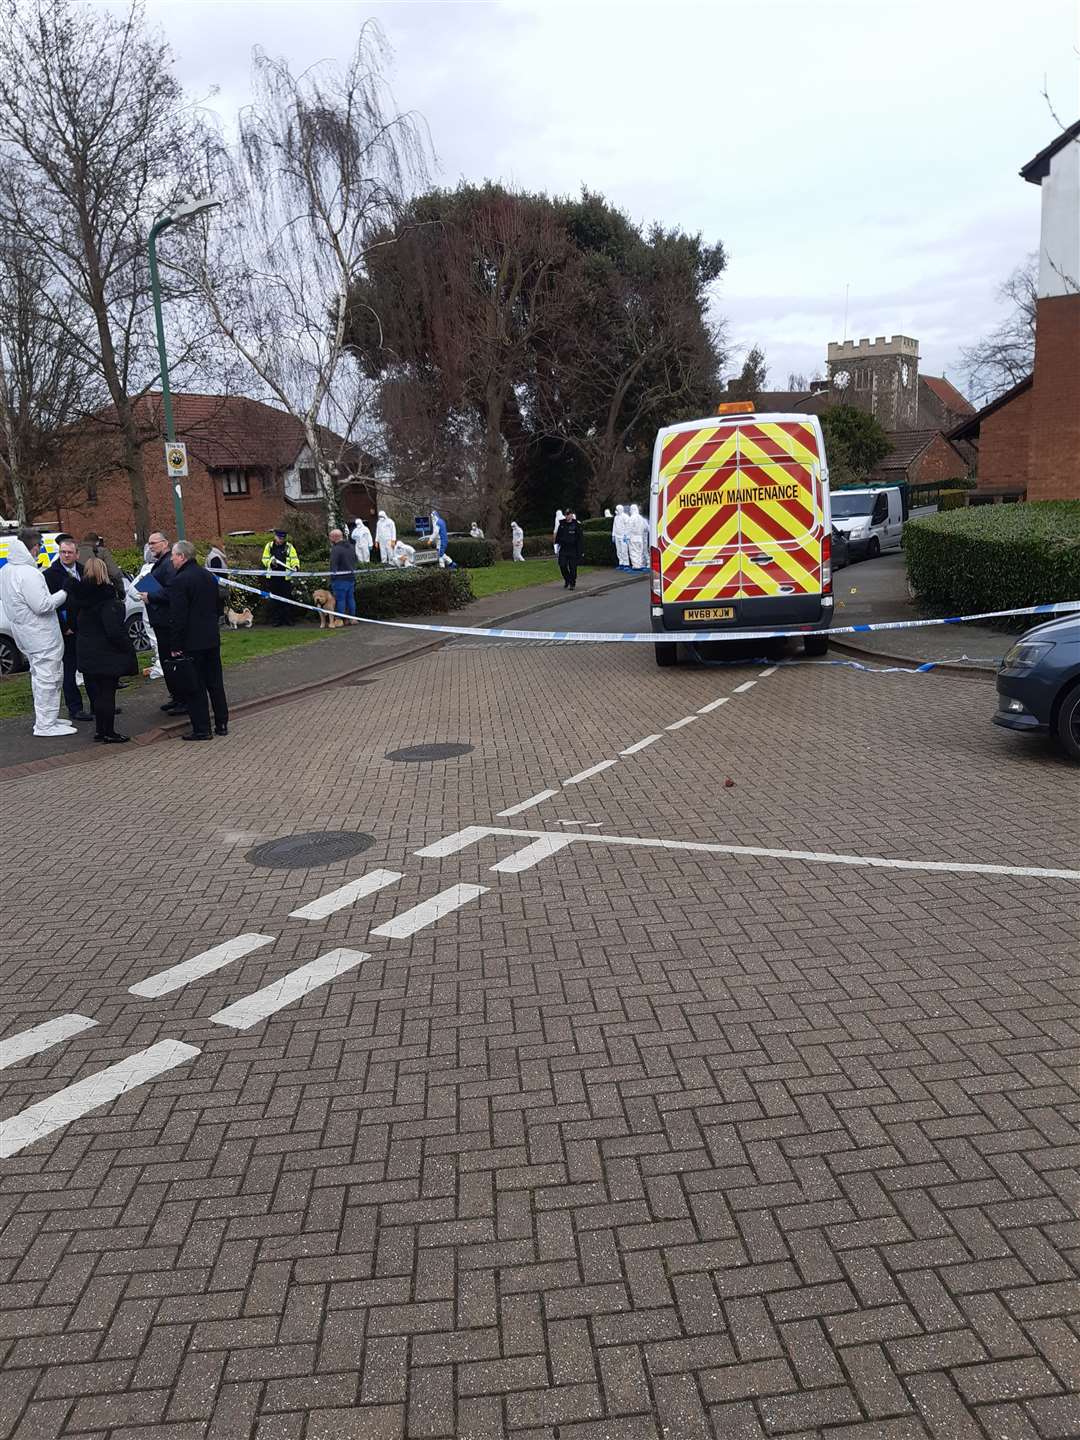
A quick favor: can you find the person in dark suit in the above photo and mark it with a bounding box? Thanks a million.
[74,557,138,743]
[554,509,585,589]
[168,541,229,742]
[43,534,93,722]
[139,530,185,714]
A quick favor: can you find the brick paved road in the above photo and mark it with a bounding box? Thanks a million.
[1,591,1078,1439]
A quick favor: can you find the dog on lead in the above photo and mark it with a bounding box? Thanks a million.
[225,606,253,629]
[312,589,344,629]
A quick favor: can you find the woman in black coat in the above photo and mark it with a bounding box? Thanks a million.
[75,557,138,743]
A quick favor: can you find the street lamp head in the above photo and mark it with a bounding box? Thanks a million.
[166,195,223,225]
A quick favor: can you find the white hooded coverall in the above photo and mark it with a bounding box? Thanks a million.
[510,522,524,562]
[392,540,416,568]
[553,510,564,556]
[375,511,397,564]
[627,503,648,569]
[612,505,631,568]
[351,519,373,564]
[0,538,69,735]
[469,522,484,539]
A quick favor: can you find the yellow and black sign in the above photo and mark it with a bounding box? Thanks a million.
[164,442,188,479]
[683,482,801,507]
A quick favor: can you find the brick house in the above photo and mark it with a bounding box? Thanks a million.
[868,429,971,487]
[42,393,378,545]
[952,121,1080,502]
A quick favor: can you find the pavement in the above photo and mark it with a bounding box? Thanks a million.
[1,576,1077,1440]
[0,568,642,779]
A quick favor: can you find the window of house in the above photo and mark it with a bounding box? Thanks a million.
[260,470,278,496]
[221,468,249,496]
[86,480,98,504]
[298,467,319,496]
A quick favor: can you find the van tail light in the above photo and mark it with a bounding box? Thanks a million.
[650,545,662,602]
[822,531,832,593]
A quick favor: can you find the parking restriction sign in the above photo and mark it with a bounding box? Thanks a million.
[165,442,188,479]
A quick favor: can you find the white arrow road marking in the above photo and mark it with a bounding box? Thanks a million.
[370,884,488,939]
[564,759,618,786]
[0,1015,97,1072]
[0,1040,200,1159]
[491,835,577,873]
[289,870,403,920]
[209,948,370,1031]
[129,934,275,999]
[497,790,559,817]
[414,826,493,858]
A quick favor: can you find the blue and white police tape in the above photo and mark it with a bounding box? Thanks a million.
[215,573,1080,645]
[223,567,363,578]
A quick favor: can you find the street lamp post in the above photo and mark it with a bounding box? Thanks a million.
[147,197,222,541]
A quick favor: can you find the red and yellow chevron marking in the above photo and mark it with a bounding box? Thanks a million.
[658,419,824,603]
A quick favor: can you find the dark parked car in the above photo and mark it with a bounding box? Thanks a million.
[831,526,850,571]
[993,613,1080,760]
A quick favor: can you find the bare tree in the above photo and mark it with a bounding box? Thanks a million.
[0,0,203,541]
[185,26,427,530]
[962,255,1037,404]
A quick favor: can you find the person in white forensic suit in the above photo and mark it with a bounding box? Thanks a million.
[612,504,631,569]
[375,511,396,564]
[0,529,72,736]
[553,509,564,556]
[626,502,648,570]
[351,517,373,564]
[510,521,524,562]
[469,521,484,539]
[392,540,416,567]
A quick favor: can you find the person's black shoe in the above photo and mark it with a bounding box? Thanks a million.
[93,733,105,742]
[160,701,186,713]
[181,732,213,742]
[102,733,130,744]
[214,724,228,736]
[70,712,94,723]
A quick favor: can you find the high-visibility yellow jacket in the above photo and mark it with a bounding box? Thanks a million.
[261,540,300,575]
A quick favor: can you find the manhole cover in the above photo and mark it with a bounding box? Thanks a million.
[246,831,376,869]
[385,742,474,762]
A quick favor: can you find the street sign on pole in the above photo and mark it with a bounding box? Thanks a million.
[165,442,188,479]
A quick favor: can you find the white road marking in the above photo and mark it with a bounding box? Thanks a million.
[733,681,756,693]
[0,1015,97,1072]
[129,933,275,999]
[414,825,493,858]
[209,949,369,1031]
[370,884,488,939]
[491,835,577,873]
[665,716,697,731]
[620,734,662,755]
[289,870,403,920]
[0,1040,200,1160]
[564,759,618,786]
[497,790,558,817]
[425,824,1080,884]
[557,821,601,827]
[758,666,777,677]
[697,698,730,714]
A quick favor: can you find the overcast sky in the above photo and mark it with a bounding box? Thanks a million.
[142,0,1079,395]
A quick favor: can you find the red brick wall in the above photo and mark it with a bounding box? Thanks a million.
[909,433,970,484]
[49,446,305,545]
[976,388,1033,493]
[1027,294,1080,501]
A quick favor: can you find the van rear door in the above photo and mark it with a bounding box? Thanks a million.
[658,419,825,608]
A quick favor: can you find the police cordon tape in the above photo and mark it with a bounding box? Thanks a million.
[215,573,1080,646]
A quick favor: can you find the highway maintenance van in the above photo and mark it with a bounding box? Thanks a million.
[648,404,833,665]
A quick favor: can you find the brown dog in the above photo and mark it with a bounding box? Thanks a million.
[312,588,343,628]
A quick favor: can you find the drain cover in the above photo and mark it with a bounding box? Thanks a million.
[246,831,375,869]
[385,742,474,762]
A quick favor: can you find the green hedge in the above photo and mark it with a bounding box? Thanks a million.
[904,501,1080,612]
[582,533,618,566]
[445,537,498,568]
[938,489,968,512]
[354,565,473,618]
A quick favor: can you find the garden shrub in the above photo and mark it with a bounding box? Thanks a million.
[904,501,1080,612]
[938,489,968,512]
[354,565,473,618]
[445,537,498,568]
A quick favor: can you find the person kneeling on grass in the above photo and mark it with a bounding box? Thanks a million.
[328,528,357,620]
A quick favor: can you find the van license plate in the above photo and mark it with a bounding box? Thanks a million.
[685,606,735,622]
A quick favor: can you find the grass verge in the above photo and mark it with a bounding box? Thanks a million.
[467,558,595,598]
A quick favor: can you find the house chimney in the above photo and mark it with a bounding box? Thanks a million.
[1022,124,1080,501]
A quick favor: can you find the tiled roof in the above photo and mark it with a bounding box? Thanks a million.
[1021,119,1080,184]
[920,375,975,416]
[872,430,939,472]
[133,393,309,469]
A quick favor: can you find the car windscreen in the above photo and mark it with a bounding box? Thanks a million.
[831,494,876,517]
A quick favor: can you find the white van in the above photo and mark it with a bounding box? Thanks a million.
[829,486,904,560]
[648,405,834,664]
